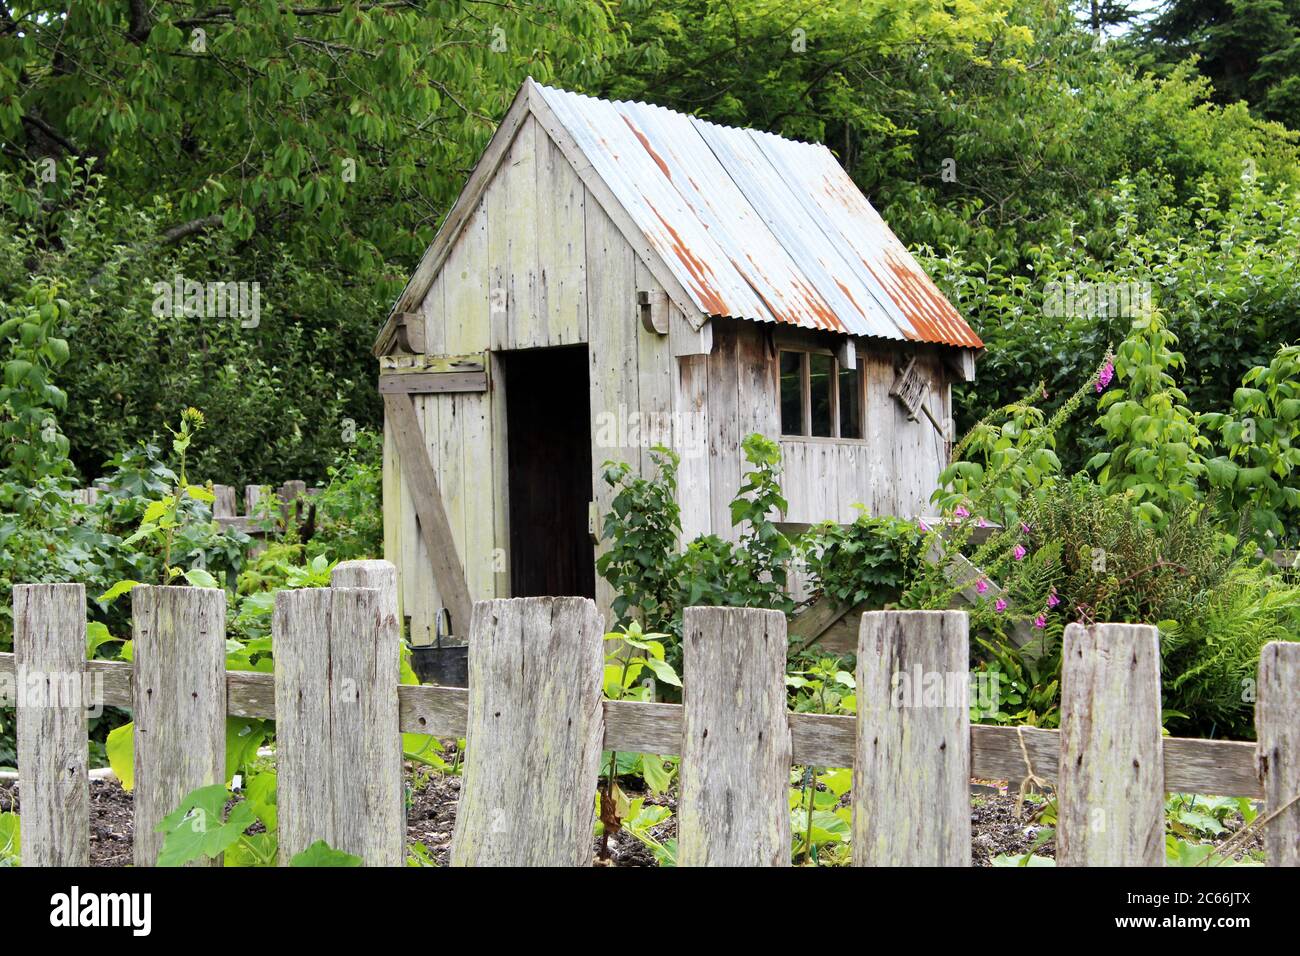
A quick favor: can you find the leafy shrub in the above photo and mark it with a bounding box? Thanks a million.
[798,512,924,610]
[1090,311,1210,527]
[1161,562,1300,738]
[305,428,384,562]
[1201,344,1300,547]
[597,434,795,658]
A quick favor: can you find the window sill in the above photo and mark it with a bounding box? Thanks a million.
[778,435,869,446]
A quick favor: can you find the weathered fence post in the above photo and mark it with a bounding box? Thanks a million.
[330,560,403,864]
[132,585,227,867]
[274,569,402,866]
[678,606,791,867]
[853,610,970,866]
[13,584,89,866]
[450,597,605,866]
[1058,622,1164,866]
[211,484,238,518]
[1257,641,1299,866]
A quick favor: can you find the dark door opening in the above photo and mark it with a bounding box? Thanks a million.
[503,346,596,599]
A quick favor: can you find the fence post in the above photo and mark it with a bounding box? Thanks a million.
[1058,622,1164,866]
[274,569,402,865]
[211,484,237,518]
[853,609,970,866]
[244,484,268,516]
[330,560,403,865]
[449,597,605,866]
[13,584,89,866]
[1257,641,1299,866]
[132,585,227,867]
[677,606,791,867]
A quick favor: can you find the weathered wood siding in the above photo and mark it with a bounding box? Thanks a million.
[383,113,955,632]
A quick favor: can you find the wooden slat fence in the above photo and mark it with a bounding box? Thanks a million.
[69,481,319,538]
[2,562,1297,866]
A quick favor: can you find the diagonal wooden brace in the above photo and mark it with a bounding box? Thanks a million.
[383,393,473,636]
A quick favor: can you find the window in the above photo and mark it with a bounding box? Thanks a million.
[778,348,863,439]
[779,351,803,435]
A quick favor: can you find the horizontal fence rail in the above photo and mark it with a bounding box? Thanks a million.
[0,656,1265,796]
[2,565,1295,866]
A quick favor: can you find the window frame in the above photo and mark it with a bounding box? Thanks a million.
[777,343,865,441]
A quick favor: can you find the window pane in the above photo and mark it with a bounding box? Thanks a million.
[809,354,833,437]
[839,365,861,439]
[779,351,803,435]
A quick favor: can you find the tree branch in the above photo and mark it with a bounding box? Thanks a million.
[160,214,223,244]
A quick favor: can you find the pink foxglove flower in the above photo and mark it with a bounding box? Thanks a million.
[977,517,989,528]
[954,505,970,519]
[1047,588,1060,608]
[976,578,989,595]
[1020,522,1031,534]
[917,518,931,533]
[1096,361,1114,393]
[1013,544,1026,561]
[1033,614,1047,629]
[994,598,1007,613]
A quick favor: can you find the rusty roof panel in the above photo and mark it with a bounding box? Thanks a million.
[752,131,984,348]
[534,83,982,349]
[614,99,843,331]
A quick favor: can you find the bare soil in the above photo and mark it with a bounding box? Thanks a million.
[0,775,1261,867]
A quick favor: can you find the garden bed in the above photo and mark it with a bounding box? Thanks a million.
[0,773,1261,867]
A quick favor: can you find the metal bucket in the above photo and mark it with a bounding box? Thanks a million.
[410,644,468,687]
[409,607,468,687]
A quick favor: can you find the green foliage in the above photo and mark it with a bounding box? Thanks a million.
[1201,344,1300,547]
[597,448,683,634]
[155,783,259,867]
[0,811,17,866]
[597,435,796,655]
[940,175,1300,472]
[786,658,857,716]
[1135,0,1300,125]
[290,840,363,868]
[934,353,1111,526]
[306,429,384,562]
[1090,312,1211,526]
[790,766,852,866]
[971,634,1062,728]
[798,511,922,610]
[0,280,70,481]
[155,778,359,867]
[1161,562,1300,738]
[603,621,682,703]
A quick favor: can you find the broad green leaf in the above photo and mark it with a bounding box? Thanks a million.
[107,721,134,791]
[99,580,143,604]
[184,567,219,588]
[290,840,363,867]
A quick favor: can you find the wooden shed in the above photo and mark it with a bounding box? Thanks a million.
[376,79,983,643]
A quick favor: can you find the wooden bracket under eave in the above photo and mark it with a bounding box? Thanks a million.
[392,311,426,354]
[944,347,978,382]
[638,289,670,334]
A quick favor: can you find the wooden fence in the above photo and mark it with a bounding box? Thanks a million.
[72,479,319,530]
[1,560,1296,866]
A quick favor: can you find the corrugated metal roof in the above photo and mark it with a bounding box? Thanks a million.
[535,83,983,349]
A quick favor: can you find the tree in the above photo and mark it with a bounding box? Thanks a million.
[1135,0,1300,127]
[0,2,619,482]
